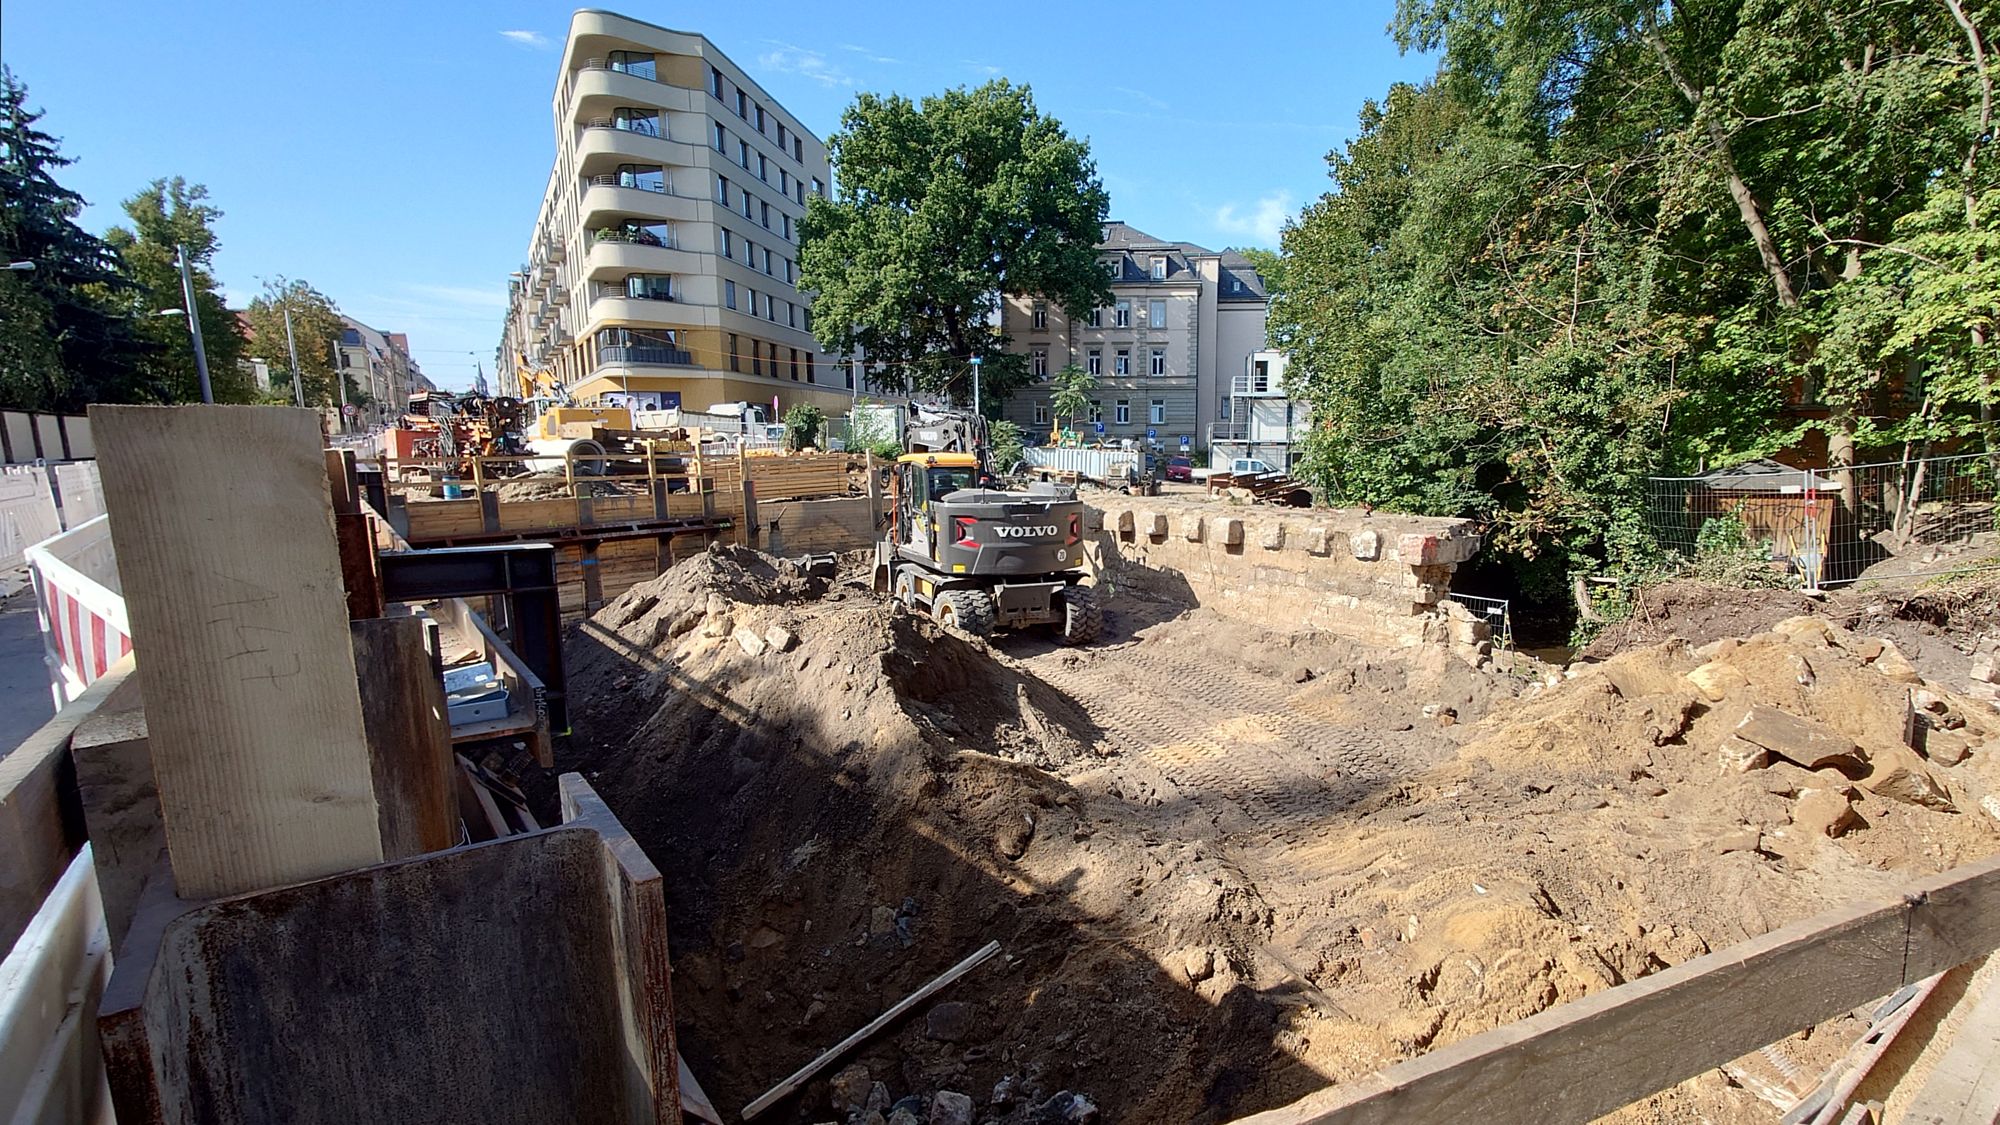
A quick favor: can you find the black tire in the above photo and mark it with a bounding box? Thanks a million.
[893,570,917,608]
[1057,584,1102,645]
[934,588,997,637]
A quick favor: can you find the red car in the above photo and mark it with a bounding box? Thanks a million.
[1163,456,1195,482]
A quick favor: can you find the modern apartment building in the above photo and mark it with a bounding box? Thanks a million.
[497,10,852,416]
[997,222,1271,453]
[1212,349,1312,469]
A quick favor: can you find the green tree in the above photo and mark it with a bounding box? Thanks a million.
[799,80,1111,402]
[243,278,345,409]
[0,67,144,410]
[1235,246,1289,296]
[783,402,826,451]
[104,177,253,403]
[988,419,1026,471]
[1048,363,1096,439]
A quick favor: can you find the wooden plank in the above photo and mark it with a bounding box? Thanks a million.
[92,405,382,899]
[403,498,485,539]
[741,940,1003,1120]
[1230,851,2000,1125]
[1903,971,2000,1124]
[0,657,132,958]
[350,618,456,860]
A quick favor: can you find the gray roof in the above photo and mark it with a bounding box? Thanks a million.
[1696,458,1843,492]
[1097,220,1269,300]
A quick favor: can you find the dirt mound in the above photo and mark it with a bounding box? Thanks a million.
[1579,580,1825,660]
[557,546,2000,1124]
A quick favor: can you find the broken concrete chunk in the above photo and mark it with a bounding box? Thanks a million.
[1791,786,1862,838]
[1718,736,1769,773]
[1687,661,1751,702]
[733,625,768,656]
[1925,729,1971,766]
[763,625,798,653]
[1350,528,1381,561]
[830,1064,874,1114]
[1037,1092,1101,1124]
[1872,641,1922,684]
[1177,947,1216,983]
[929,1090,975,1125]
[1731,705,1865,772]
[1861,745,1954,809]
[1713,827,1763,855]
[1970,659,1997,684]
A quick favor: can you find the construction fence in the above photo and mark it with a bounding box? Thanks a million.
[1646,452,2000,589]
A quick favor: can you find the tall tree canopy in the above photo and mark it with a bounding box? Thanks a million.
[0,67,143,410]
[243,278,345,408]
[1274,0,1998,606]
[799,80,1111,401]
[104,177,254,403]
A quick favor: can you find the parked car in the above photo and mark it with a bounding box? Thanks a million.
[1163,456,1195,482]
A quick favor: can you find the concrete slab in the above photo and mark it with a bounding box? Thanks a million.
[0,591,54,758]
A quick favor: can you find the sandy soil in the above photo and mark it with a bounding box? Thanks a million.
[552,548,2000,1125]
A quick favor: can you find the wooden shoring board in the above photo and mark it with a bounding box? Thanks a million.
[1230,851,2000,1125]
[92,405,382,899]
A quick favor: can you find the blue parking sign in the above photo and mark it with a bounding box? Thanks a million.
[1146,428,1157,439]
[1093,421,1105,434]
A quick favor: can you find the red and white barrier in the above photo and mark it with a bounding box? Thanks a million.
[23,516,129,708]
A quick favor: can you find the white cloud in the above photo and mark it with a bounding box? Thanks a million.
[499,29,551,49]
[758,42,853,88]
[1113,86,1169,111]
[838,43,902,64]
[1213,191,1295,248]
[961,59,1003,76]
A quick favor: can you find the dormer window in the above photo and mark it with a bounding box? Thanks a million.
[1150,256,1166,280]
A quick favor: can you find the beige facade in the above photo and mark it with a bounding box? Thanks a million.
[497,10,855,416]
[998,221,1270,453]
[337,317,424,426]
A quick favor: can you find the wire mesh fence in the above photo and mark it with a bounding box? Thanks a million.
[1645,452,2000,589]
[1446,592,1515,650]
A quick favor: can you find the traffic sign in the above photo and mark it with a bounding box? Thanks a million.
[1093,421,1105,434]
[1146,428,1157,439]
[1179,435,1190,450]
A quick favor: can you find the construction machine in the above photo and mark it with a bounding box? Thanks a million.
[871,407,1102,643]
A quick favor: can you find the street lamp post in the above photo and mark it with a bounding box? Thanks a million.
[4,260,35,272]
[173,245,214,404]
[970,355,982,418]
[282,300,306,409]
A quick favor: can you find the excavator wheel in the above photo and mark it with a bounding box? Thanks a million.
[892,570,917,608]
[933,588,996,637]
[1056,584,1102,645]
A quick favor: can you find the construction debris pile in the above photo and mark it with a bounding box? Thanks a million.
[557,546,2000,1123]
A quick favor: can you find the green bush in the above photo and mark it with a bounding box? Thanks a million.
[783,403,825,452]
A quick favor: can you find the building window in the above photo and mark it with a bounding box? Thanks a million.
[618,164,665,192]
[716,175,730,205]
[761,201,771,229]
[1219,394,1231,421]
[1088,401,1103,423]
[739,140,750,169]
[625,274,673,301]
[1150,348,1165,376]
[613,108,660,136]
[811,177,823,197]
[1149,299,1166,328]
[844,360,856,389]
[1115,400,1130,425]
[779,169,790,195]
[1104,257,1121,281]
[1231,279,1244,293]
[1151,256,1167,280]
[1086,307,1102,328]
[762,247,773,275]
[736,89,748,118]
[721,229,733,259]
[1087,350,1102,375]
[1150,399,1165,425]
[1115,349,1129,375]
[713,122,727,152]
[1033,402,1049,425]
[786,259,796,284]
[778,123,788,149]
[1032,302,1047,330]
[1032,349,1047,378]
[758,154,768,182]
[725,280,737,310]
[796,180,806,205]
[793,136,803,161]
[807,354,815,382]
[756,105,768,133]
[790,347,800,380]
[607,51,655,80]
[711,66,724,98]
[783,214,793,240]
[743,192,755,220]
[752,339,763,376]
[1114,300,1130,328]
[788,302,799,328]
[729,333,740,371]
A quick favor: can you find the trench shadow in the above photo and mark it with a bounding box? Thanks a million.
[540,593,1402,1125]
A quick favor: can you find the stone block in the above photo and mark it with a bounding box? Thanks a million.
[734,626,768,656]
[1718,736,1768,773]
[1730,704,1864,772]
[1260,523,1286,550]
[1115,509,1135,536]
[1182,515,1205,542]
[1791,785,1861,838]
[1218,517,1244,546]
[1686,661,1750,702]
[1349,528,1381,561]
[1862,744,1953,809]
[1871,640,1922,684]
[1142,512,1168,538]
[1307,526,1333,555]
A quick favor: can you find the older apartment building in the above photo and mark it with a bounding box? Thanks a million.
[497,10,852,414]
[997,222,1271,453]
[336,318,427,425]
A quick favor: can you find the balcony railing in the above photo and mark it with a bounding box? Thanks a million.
[592,228,676,249]
[598,345,694,367]
[1230,374,1283,396]
[581,59,660,82]
[583,117,664,139]
[586,173,669,194]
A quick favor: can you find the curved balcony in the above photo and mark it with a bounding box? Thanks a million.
[577,181,707,228]
[574,126,705,176]
[596,344,695,367]
[582,239,703,282]
[586,294,716,332]
[566,66,697,116]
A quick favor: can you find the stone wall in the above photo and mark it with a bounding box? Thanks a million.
[1082,497,1488,657]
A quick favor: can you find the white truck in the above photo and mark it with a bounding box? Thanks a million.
[1190,457,1275,482]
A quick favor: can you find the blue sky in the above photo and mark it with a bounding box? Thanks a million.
[3,1,1432,391]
